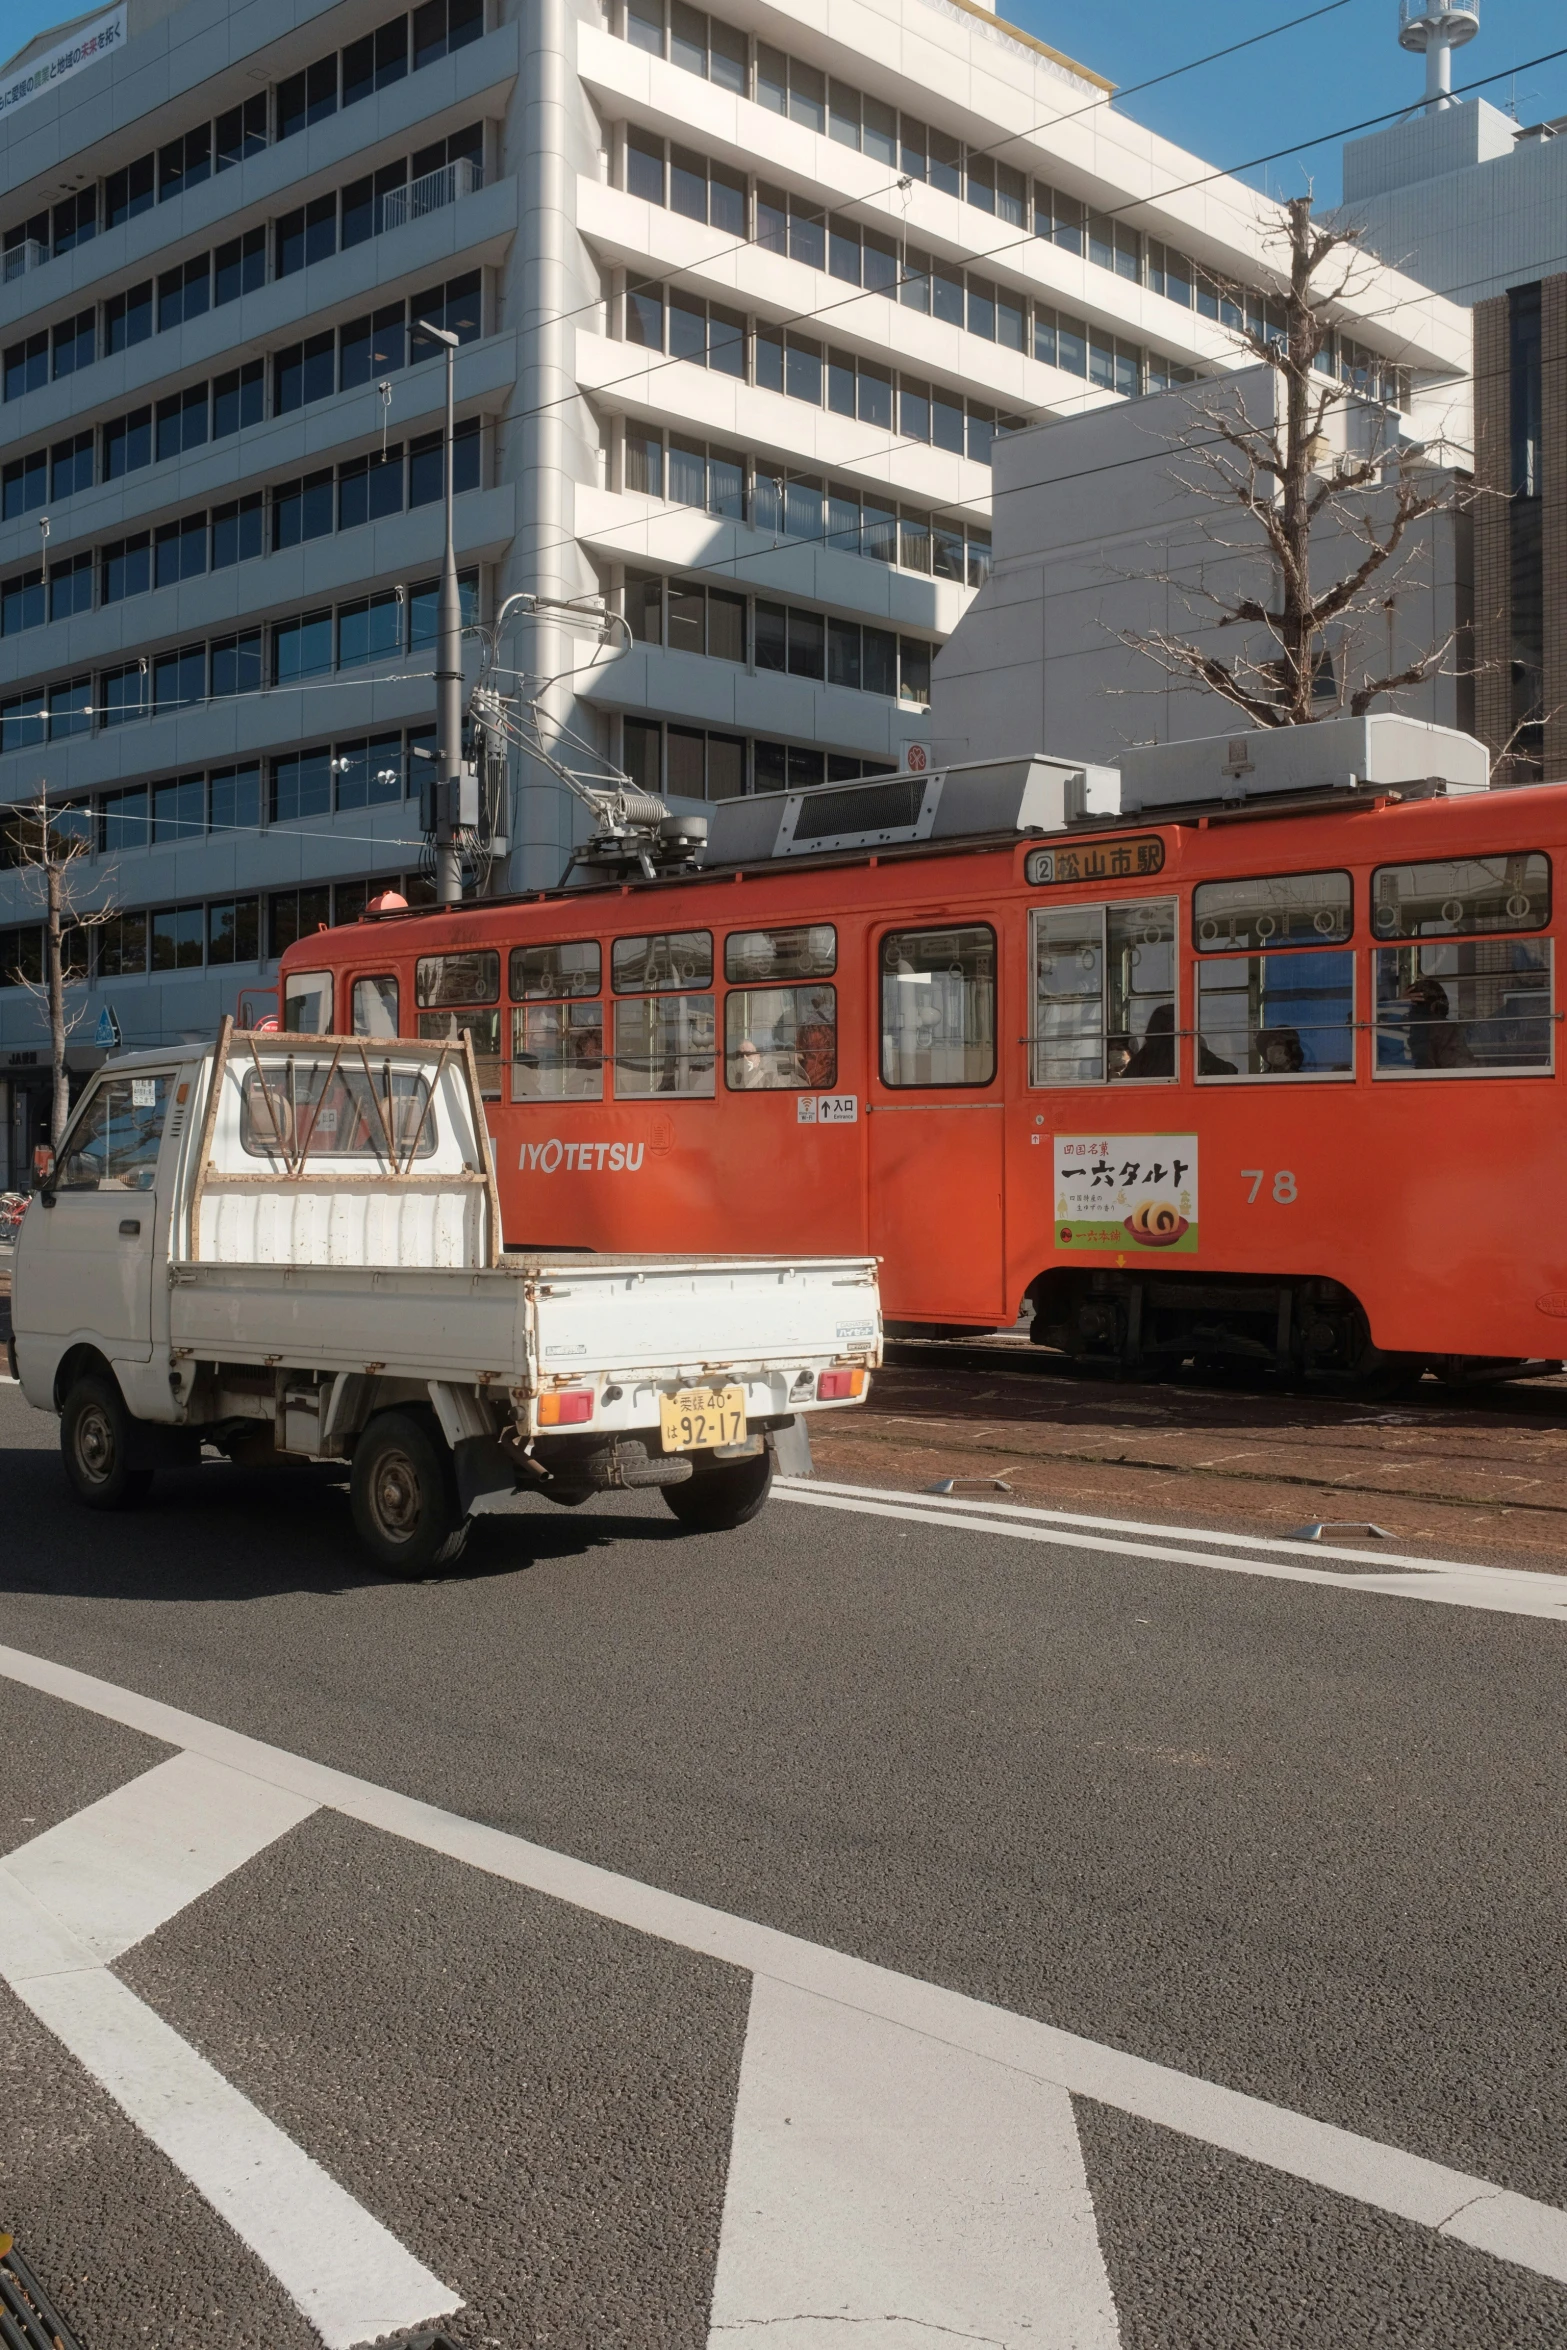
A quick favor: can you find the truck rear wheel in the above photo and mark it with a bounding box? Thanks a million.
[61,1374,154,1512]
[351,1410,469,1576]
[662,1446,773,1531]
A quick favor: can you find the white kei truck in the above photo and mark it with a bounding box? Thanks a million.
[8,1020,881,1573]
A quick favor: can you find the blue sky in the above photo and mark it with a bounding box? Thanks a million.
[1010,0,1567,205]
[6,0,1567,214]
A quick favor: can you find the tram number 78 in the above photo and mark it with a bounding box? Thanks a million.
[1242,1169,1299,1205]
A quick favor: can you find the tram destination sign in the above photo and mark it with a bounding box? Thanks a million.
[1027,836,1165,887]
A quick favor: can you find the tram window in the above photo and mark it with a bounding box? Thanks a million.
[613,993,716,1096]
[283,969,333,1034]
[414,949,500,1007]
[724,925,836,982]
[880,926,995,1087]
[612,930,712,991]
[1195,951,1354,1078]
[416,1008,503,1096]
[1193,870,1351,952]
[1373,941,1553,1077]
[352,974,399,1037]
[1370,853,1550,939]
[1031,900,1176,1084]
[510,940,601,999]
[726,986,837,1089]
[513,1001,605,1099]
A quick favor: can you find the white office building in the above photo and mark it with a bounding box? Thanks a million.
[0,0,1471,1174]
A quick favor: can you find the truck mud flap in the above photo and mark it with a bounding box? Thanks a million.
[768,1414,813,1478]
[454,1434,526,1518]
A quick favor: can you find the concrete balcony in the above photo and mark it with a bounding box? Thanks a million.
[574,326,1001,523]
[573,484,971,636]
[0,19,520,318]
[0,330,518,581]
[0,173,518,464]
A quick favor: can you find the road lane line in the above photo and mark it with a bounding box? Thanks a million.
[773,1484,1567,1620]
[791,1477,1519,1575]
[708,1976,1119,2347]
[4,1641,1566,2290]
[0,1756,461,2350]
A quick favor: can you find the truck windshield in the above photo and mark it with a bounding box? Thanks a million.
[239,1062,437,1160]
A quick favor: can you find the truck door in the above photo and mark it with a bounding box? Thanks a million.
[867,921,1007,1324]
[26,1071,174,1365]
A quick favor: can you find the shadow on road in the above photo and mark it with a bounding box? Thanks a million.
[2,1417,685,1606]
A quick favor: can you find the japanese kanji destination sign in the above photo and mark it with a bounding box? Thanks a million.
[1053,1133,1199,1255]
[0,6,125,123]
[1025,837,1165,887]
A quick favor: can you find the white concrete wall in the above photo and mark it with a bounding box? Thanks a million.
[931,368,1468,769]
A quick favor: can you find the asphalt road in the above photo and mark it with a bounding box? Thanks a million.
[4,1378,1567,2348]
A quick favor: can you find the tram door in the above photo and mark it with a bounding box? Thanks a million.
[867,921,1007,1324]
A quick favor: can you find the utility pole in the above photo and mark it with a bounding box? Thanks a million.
[419,318,464,906]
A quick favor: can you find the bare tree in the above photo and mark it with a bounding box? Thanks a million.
[3,788,115,1153]
[1121,195,1459,728]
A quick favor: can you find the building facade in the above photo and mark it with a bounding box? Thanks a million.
[0,0,1470,1177]
[1342,62,1567,792]
[931,366,1472,770]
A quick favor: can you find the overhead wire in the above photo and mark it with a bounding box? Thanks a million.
[7,15,1566,852]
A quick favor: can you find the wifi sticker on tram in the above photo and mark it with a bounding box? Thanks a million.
[1027,837,1166,886]
[1053,1133,1199,1255]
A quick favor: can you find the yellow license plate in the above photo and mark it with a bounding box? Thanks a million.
[659,1385,748,1452]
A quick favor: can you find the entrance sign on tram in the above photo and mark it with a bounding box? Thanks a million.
[1054,1135,1200,1256]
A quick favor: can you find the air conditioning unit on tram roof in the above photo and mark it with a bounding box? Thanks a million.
[704,753,1120,865]
[1117,715,1491,814]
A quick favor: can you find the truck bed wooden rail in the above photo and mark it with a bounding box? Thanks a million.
[188,1016,503,1267]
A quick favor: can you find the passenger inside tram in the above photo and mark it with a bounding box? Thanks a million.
[1402,976,1474,1068]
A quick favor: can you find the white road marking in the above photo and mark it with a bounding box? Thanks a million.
[4,1750,315,1964]
[4,1642,1567,2290]
[792,1478,1490,1573]
[774,1481,1567,1621]
[0,1753,461,2350]
[708,1976,1119,2348]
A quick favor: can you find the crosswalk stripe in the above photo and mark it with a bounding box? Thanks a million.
[709,1975,1119,2346]
[5,1640,1567,2293]
[0,1755,461,2350]
[4,1750,316,1964]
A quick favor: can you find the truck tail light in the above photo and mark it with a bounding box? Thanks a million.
[539,1390,594,1425]
[817,1368,866,1400]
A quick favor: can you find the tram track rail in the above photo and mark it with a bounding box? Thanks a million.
[813,1340,1567,1572]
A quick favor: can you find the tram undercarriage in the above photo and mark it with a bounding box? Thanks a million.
[1024,1269,1561,1389]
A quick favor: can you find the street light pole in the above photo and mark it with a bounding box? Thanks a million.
[419,319,463,906]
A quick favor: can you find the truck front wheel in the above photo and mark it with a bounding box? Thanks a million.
[351,1410,469,1577]
[61,1374,154,1512]
[661,1445,773,1531]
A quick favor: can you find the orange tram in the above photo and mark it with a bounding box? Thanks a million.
[276,749,1567,1385]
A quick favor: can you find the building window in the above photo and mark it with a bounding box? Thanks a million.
[211,494,264,569]
[50,554,93,622]
[272,611,334,685]
[155,385,208,461]
[154,514,208,588]
[103,283,152,355]
[271,749,334,824]
[212,361,264,438]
